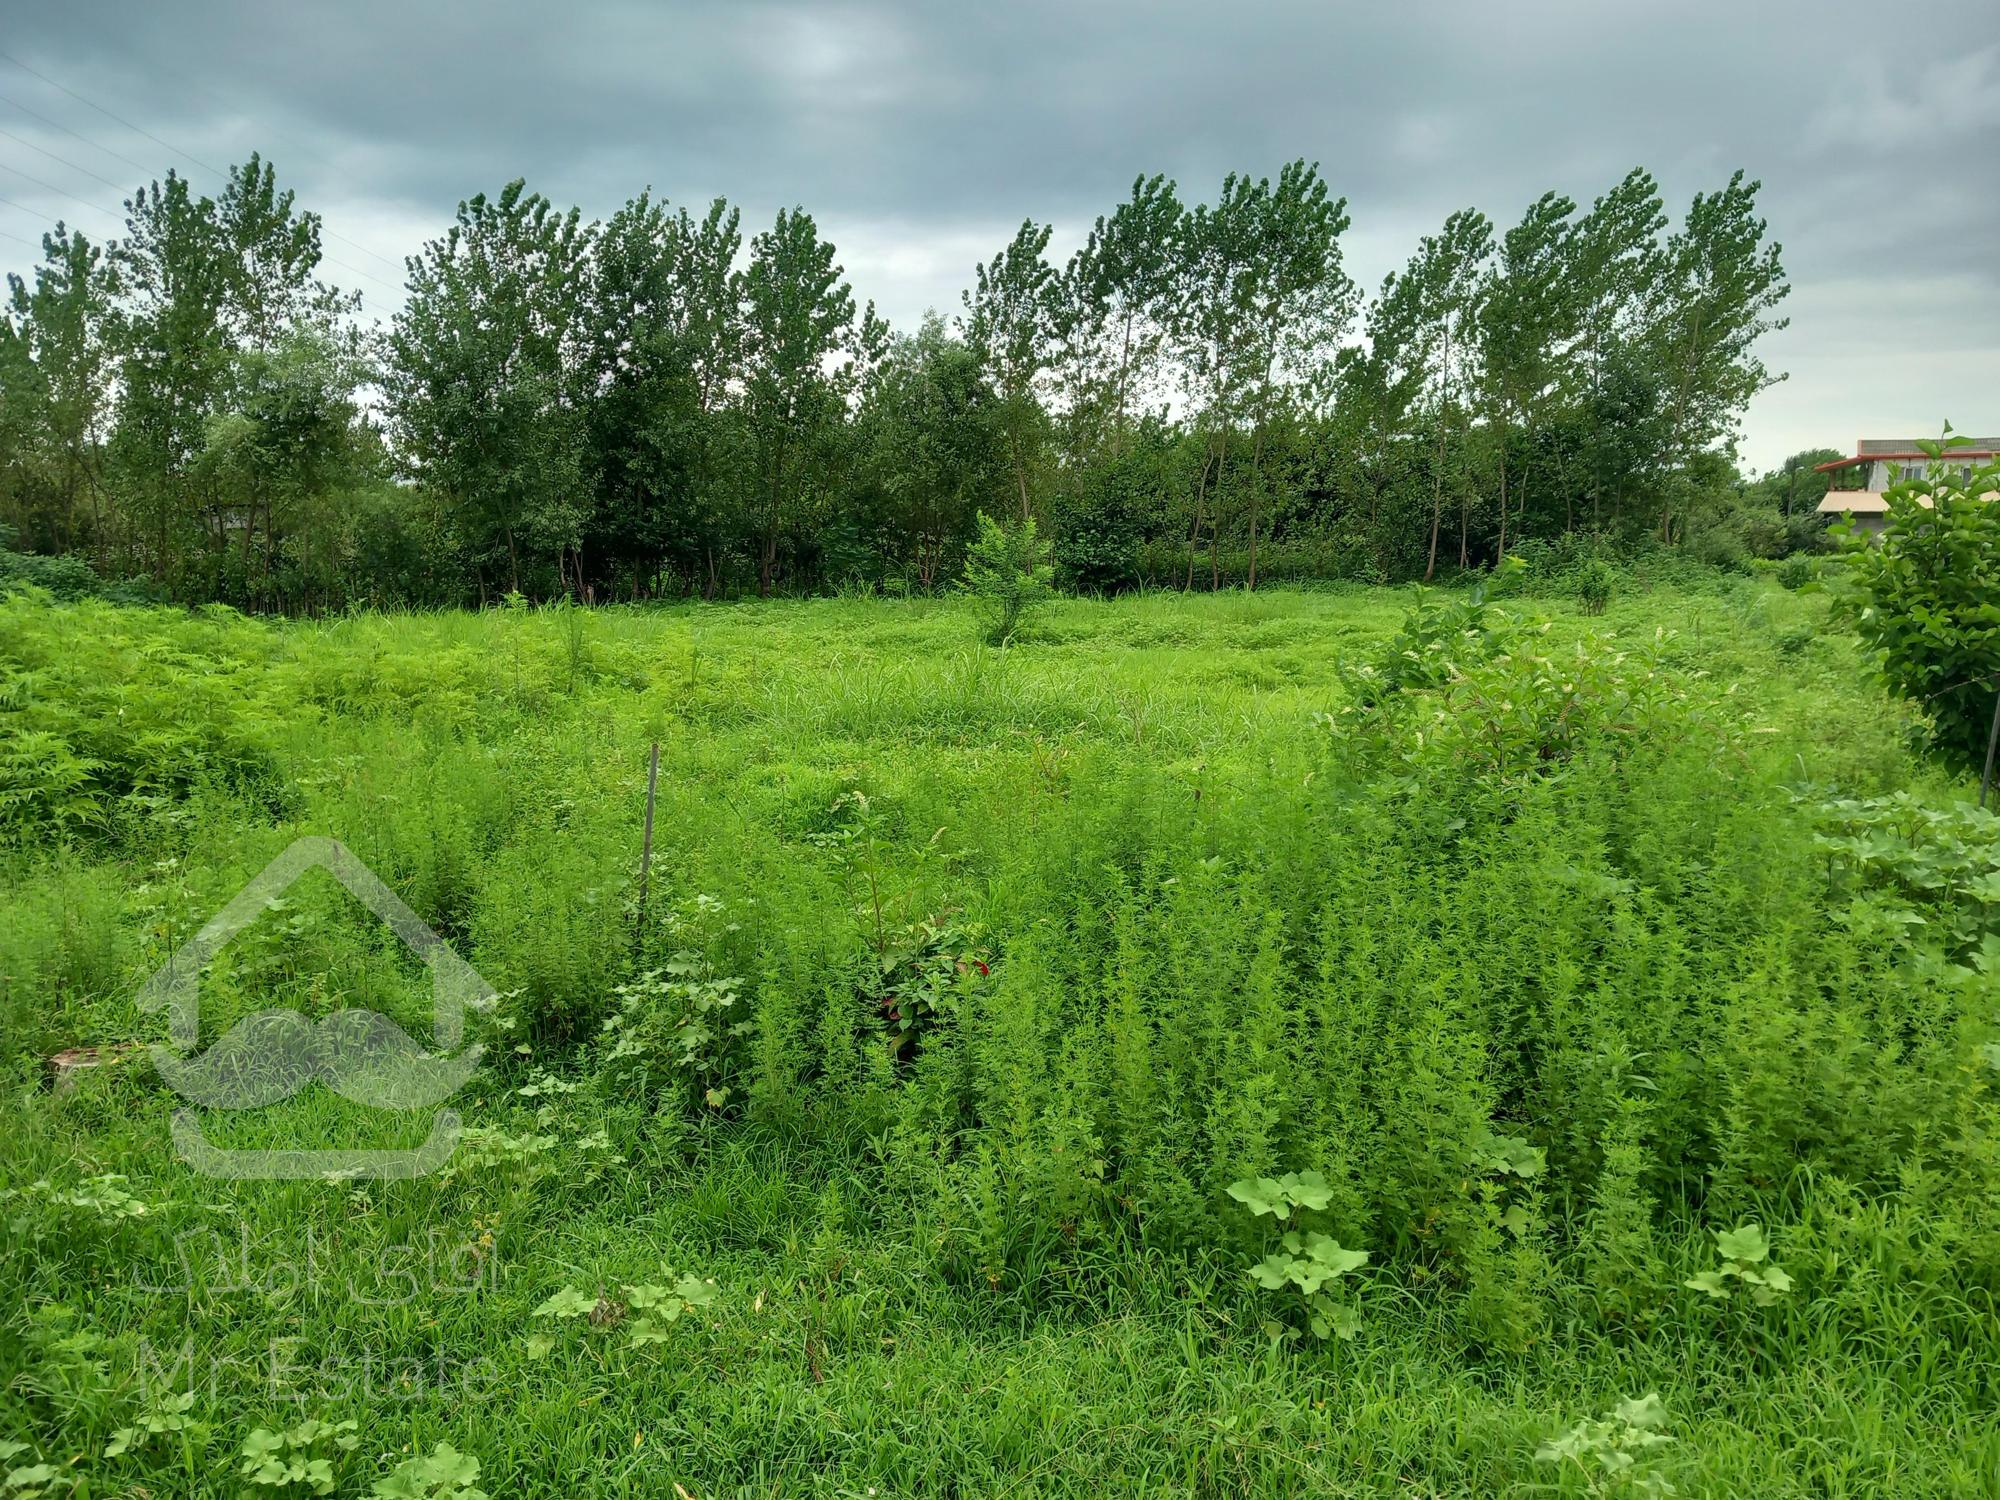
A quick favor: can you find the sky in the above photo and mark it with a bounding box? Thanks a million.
[0,0,1994,474]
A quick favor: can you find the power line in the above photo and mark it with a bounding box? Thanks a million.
[0,224,36,249]
[0,49,404,294]
[0,47,225,178]
[0,162,124,229]
[0,91,155,177]
[0,190,71,224]
[0,125,131,195]
[0,153,398,298]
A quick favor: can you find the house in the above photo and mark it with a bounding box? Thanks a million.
[1815,437,2000,535]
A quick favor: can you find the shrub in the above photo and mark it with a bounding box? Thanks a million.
[1335,584,1515,706]
[1574,558,1615,614]
[1839,428,2000,764]
[1776,554,1818,591]
[1049,466,1145,594]
[962,510,1054,644]
[1686,525,1751,574]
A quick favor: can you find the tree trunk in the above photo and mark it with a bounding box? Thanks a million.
[1184,447,1215,591]
[1210,426,1229,590]
[1246,414,1267,592]
[1424,317,1452,583]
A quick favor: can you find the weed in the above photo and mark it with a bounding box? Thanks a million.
[1684,1224,1793,1308]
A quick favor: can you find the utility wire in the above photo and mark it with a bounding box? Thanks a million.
[0,49,404,294]
[0,91,156,177]
[0,161,124,229]
[0,125,131,195]
[0,48,226,176]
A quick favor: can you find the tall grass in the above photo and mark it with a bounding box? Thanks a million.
[0,580,1992,1496]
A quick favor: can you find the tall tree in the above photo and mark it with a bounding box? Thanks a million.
[112,159,352,594]
[1053,175,1183,468]
[963,220,1057,522]
[581,192,745,597]
[1476,192,1578,560]
[197,326,370,609]
[1646,171,1789,542]
[1570,169,1667,532]
[2,225,118,556]
[387,180,592,595]
[740,207,864,596]
[856,312,1007,589]
[1373,209,1491,580]
[1232,161,1355,589]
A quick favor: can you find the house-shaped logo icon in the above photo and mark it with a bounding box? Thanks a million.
[138,837,496,1179]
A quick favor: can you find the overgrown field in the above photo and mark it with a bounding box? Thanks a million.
[3,579,1997,1497]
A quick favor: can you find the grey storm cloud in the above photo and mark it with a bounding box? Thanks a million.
[1,0,1995,469]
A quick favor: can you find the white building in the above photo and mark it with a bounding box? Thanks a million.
[1816,437,2000,535]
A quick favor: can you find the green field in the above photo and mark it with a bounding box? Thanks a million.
[3,578,1997,1498]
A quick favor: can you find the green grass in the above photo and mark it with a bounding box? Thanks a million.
[2,579,1997,1498]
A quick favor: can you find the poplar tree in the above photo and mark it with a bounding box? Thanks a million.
[962,220,1057,521]
[741,207,864,596]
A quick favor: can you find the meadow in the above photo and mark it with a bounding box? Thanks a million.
[2,574,1997,1497]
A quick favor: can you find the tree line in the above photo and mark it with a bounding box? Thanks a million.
[0,155,1802,609]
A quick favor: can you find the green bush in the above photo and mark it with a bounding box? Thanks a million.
[961,510,1054,644]
[1574,558,1615,614]
[1049,467,1145,595]
[1776,554,1819,591]
[1335,584,1514,706]
[1839,430,2000,763]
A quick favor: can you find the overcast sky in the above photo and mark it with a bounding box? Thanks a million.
[1,0,1994,472]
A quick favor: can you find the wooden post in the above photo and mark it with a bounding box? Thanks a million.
[1981,678,2000,811]
[636,741,660,939]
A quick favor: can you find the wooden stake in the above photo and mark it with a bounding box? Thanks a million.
[637,741,660,933]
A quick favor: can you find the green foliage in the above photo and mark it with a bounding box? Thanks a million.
[624,1274,722,1345]
[1776,553,1819,591]
[1536,1392,1677,1496]
[534,1273,720,1351]
[102,1391,200,1461]
[1,585,1994,1496]
[962,510,1055,643]
[3,1174,149,1235]
[4,157,1789,606]
[867,911,990,1062]
[1335,584,1514,704]
[1840,429,2000,762]
[370,1444,487,1500]
[600,955,752,1112]
[237,1418,361,1495]
[0,596,289,834]
[1227,1171,1370,1341]
[1684,1223,1794,1307]
[1798,788,2000,967]
[1575,557,1615,614]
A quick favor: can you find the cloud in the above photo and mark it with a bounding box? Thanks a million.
[0,0,1994,471]
[1808,46,2000,154]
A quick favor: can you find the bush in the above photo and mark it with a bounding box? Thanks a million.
[1049,468,1145,595]
[1776,554,1819,591]
[1686,524,1751,574]
[1574,558,1614,614]
[1839,430,2000,763]
[0,544,158,605]
[1336,585,1514,706]
[962,511,1054,644]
